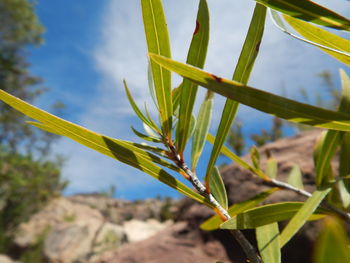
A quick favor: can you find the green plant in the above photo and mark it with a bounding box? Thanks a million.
[1,0,350,262]
[0,147,67,252]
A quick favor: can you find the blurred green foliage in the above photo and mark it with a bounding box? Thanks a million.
[0,0,67,255]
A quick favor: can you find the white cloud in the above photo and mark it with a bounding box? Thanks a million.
[61,0,350,198]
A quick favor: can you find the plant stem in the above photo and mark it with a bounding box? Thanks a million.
[167,142,261,263]
[267,179,350,222]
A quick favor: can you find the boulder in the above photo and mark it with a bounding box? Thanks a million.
[123,219,172,243]
[14,197,127,263]
[0,255,21,263]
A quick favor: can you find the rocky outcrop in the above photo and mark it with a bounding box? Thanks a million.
[12,196,175,263]
[68,195,178,224]
[0,255,21,263]
[123,219,172,243]
[14,198,127,263]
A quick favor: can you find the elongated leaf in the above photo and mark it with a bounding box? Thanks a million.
[315,70,350,187]
[314,131,341,187]
[250,146,261,170]
[340,133,350,192]
[127,142,169,159]
[205,3,266,188]
[0,90,213,208]
[131,126,162,143]
[209,166,228,210]
[266,157,278,179]
[281,14,350,66]
[256,223,281,263]
[123,80,160,133]
[339,70,350,192]
[176,0,209,154]
[256,0,350,31]
[207,133,268,180]
[172,85,182,113]
[192,92,213,169]
[220,202,327,230]
[147,60,158,108]
[287,165,304,190]
[279,189,331,248]
[201,188,279,231]
[149,54,350,132]
[314,217,350,263]
[141,0,172,137]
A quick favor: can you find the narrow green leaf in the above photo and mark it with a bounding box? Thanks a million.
[200,188,279,231]
[340,133,350,192]
[314,217,350,263]
[143,122,159,138]
[149,54,350,132]
[127,142,169,159]
[256,0,350,31]
[281,14,350,66]
[266,157,278,179]
[205,3,267,186]
[250,146,261,170]
[192,92,213,170]
[176,0,210,154]
[123,80,160,133]
[315,69,350,187]
[220,201,327,230]
[207,133,268,180]
[172,84,182,113]
[339,70,350,192]
[287,165,304,190]
[314,131,340,187]
[209,166,228,210]
[131,126,162,143]
[141,0,172,137]
[279,188,331,248]
[147,60,158,108]
[256,223,281,263]
[0,90,213,208]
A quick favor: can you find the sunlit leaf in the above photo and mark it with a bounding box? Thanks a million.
[266,157,278,179]
[147,60,158,108]
[256,223,281,263]
[250,146,261,170]
[315,69,350,187]
[149,54,350,132]
[314,217,350,263]
[192,92,213,170]
[279,189,331,248]
[256,0,350,31]
[141,0,172,137]
[220,202,327,230]
[279,13,350,66]
[131,126,162,143]
[0,90,213,208]
[340,132,350,193]
[176,0,209,154]
[339,70,350,192]
[209,166,228,210]
[123,80,160,133]
[204,3,266,188]
[200,188,279,231]
[172,84,182,113]
[287,165,304,190]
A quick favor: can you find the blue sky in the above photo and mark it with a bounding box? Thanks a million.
[28,0,350,200]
